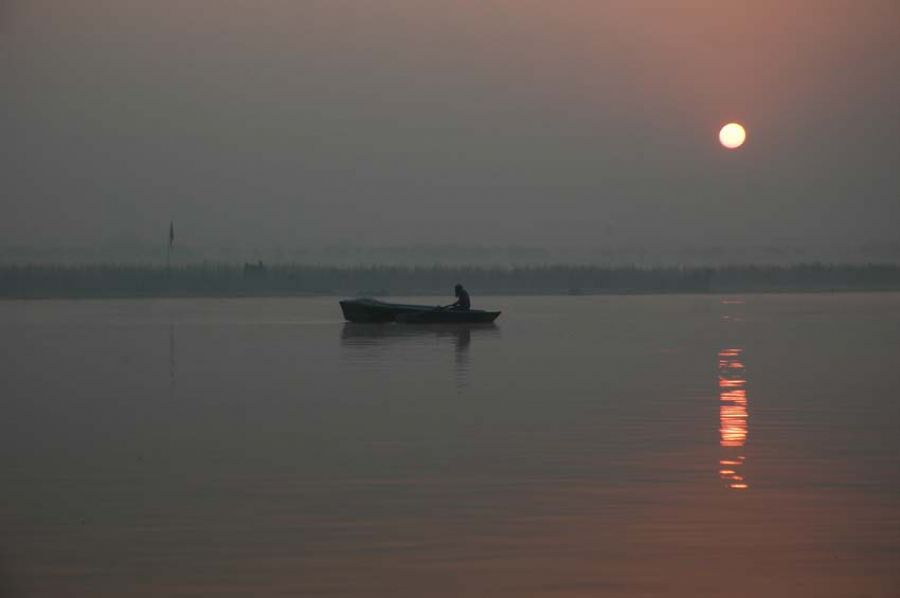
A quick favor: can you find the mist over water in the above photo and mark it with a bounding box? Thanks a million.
[4,2,899,596]
[1,294,898,596]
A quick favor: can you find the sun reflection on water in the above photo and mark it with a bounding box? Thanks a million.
[718,347,749,490]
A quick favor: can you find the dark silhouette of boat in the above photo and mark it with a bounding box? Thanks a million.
[339,298,501,324]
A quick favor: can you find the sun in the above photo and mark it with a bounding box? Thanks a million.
[719,122,746,149]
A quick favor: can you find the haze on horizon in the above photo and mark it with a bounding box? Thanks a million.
[2,1,899,265]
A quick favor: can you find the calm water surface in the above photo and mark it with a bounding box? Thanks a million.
[1,294,899,597]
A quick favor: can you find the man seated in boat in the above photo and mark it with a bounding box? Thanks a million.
[448,283,471,311]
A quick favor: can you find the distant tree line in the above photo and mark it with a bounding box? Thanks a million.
[1,263,899,299]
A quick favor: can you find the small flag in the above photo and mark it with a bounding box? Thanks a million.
[169,220,175,247]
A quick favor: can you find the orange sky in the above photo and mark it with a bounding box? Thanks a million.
[2,1,899,261]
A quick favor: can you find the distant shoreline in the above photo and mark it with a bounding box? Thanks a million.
[2,263,899,299]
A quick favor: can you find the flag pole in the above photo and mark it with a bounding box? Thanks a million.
[167,220,174,272]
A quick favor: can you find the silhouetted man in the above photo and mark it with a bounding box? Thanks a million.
[449,283,471,310]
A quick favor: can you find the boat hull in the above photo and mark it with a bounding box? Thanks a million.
[339,298,500,324]
[395,309,500,324]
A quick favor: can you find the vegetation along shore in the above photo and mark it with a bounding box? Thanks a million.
[2,263,899,299]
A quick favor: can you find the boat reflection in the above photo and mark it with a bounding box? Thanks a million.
[340,322,499,344]
[340,323,499,385]
[718,347,749,490]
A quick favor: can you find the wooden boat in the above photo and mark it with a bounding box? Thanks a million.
[339,298,501,324]
[395,309,500,324]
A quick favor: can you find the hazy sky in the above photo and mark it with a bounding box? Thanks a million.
[2,1,899,262]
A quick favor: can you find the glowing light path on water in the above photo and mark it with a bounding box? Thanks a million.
[718,347,749,490]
